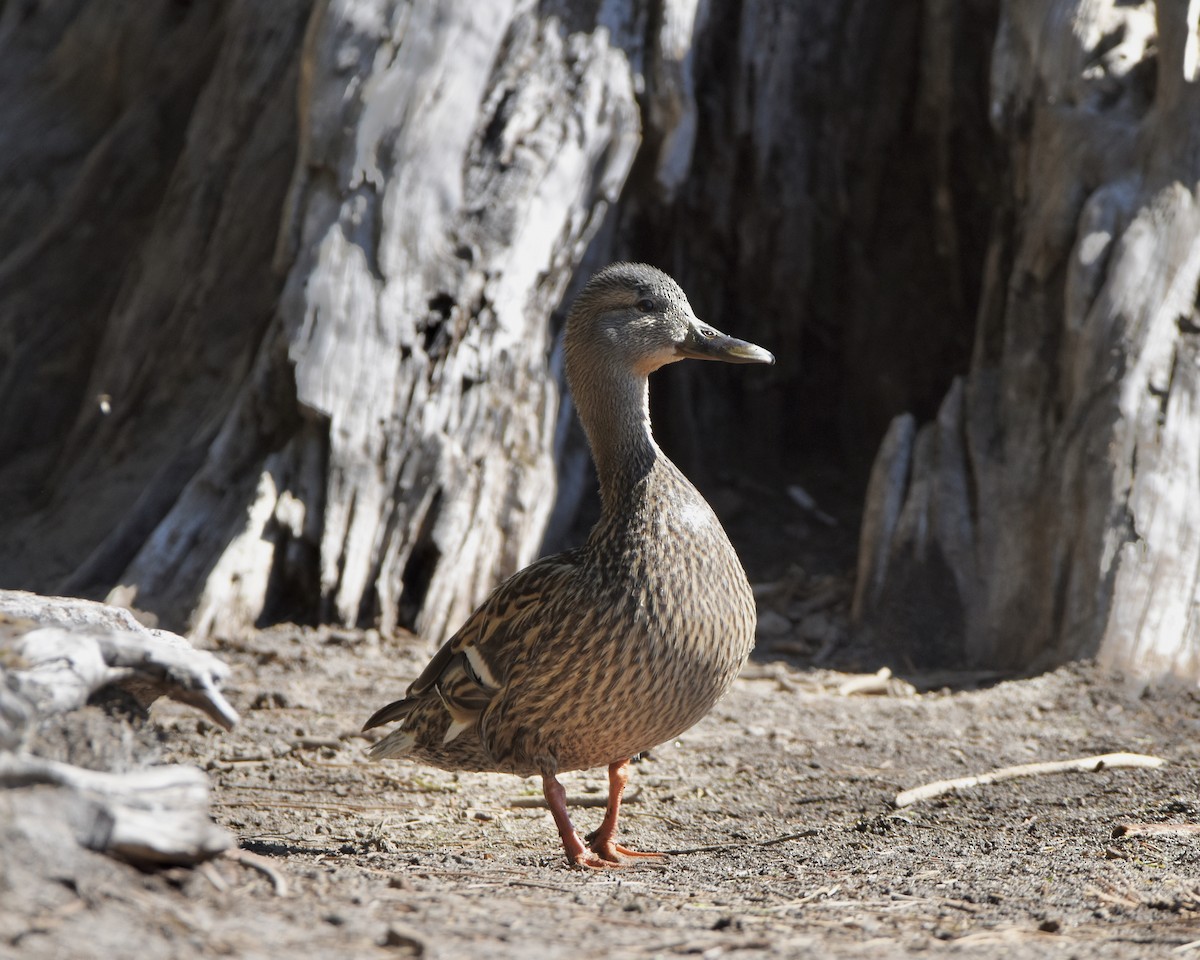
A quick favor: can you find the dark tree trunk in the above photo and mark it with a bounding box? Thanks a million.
[0,0,312,621]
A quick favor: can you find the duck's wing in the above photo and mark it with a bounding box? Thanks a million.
[362,550,584,737]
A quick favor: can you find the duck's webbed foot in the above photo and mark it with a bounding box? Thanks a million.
[586,837,664,862]
[584,759,664,862]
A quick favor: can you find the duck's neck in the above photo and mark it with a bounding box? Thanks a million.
[570,365,660,508]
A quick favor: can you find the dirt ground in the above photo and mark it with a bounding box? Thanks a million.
[3,486,1199,958]
[5,610,1200,959]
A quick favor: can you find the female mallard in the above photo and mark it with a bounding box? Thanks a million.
[363,262,773,868]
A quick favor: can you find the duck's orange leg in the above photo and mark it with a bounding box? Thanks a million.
[542,774,617,869]
[586,759,664,861]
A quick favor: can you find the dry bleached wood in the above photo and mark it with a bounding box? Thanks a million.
[895,752,1167,808]
[855,1,1200,683]
[0,592,238,866]
[1112,822,1200,838]
[0,753,231,865]
[836,667,917,698]
[99,0,644,644]
[0,590,239,729]
[225,848,290,896]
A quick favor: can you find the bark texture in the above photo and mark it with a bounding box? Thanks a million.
[112,1,643,642]
[0,0,313,625]
[854,0,1200,683]
[0,1,643,643]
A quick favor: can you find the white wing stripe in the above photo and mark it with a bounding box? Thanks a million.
[464,646,500,690]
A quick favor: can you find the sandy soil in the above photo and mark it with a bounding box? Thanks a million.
[6,608,1200,960]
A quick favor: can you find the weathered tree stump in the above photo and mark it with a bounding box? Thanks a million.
[0,0,984,646]
[0,0,644,645]
[854,1,1200,684]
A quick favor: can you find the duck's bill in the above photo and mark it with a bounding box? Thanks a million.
[677,328,775,365]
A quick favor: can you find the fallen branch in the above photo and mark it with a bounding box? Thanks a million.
[225,848,290,897]
[1113,822,1200,838]
[0,590,239,730]
[836,667,916,697]
[662,829,819,856]
[0,752,231,865]
[510,788,641,810]
[895,752,1167,808]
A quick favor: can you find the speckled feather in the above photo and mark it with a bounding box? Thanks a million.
[365,263,765,784]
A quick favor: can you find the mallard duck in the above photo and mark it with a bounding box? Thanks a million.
[363,262,773,868]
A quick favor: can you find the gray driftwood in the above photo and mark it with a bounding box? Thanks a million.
[0,755,231,865]
[1,590,239,731]
[854,1,1200,683]
[1,593,236,866]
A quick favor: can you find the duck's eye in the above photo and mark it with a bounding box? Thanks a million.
[636,298,656,313]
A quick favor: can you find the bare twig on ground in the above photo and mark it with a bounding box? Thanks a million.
[737,662,810,693]
[1088,879,1147,909]
[951,927,1066,945]
[200,861,230,893]
[225,848,290,897]
[291,737,343,751]
[837,668,916,697]
[662,829,819,855]
[509,789,641,810]
[895,753,1167,808]
[1113,822,1200,838]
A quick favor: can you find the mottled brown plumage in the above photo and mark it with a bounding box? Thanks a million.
[363,262,773,867]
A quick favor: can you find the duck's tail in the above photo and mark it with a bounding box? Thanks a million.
[363,697,418,759]
[367,725,418,760]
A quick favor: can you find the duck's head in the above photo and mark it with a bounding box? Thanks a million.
[565,262,775,380]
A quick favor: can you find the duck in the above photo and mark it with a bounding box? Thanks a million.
[363,262,774,868]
